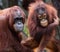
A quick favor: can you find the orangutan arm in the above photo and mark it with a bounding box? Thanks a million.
[39,17,59,34]
[46,16,59,32]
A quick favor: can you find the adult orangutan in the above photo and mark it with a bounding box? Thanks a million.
[0,6,33,52]
[22,1,59,52]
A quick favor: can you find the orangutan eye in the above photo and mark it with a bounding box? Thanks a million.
[43,13,47,18]
[38,15,41,17]
[14,17,23,23]
[38,15,42,19]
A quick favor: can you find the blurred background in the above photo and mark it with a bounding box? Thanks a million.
[0,0,60,40]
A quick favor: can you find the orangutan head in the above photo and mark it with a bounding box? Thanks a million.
[31,3,49,27]
[8,6,26,32]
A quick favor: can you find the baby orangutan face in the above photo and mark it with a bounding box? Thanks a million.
[37,7,49,27]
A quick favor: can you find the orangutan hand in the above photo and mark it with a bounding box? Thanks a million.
[54,17,59,25]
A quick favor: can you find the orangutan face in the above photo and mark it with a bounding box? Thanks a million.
[13,10,24,32]
[36,7,49,27]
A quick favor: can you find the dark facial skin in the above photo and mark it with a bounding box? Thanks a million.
[13,16,24,32]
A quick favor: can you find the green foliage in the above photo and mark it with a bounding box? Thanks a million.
[23,24,30,37]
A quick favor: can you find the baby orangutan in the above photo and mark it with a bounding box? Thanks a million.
[22,1,59,52]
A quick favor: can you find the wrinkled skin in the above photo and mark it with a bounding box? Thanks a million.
[0,6,33,52]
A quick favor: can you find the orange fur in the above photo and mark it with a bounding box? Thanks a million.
[27,1,59,52]
[0,6,33,52]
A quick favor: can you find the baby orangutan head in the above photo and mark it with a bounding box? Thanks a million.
[36,5,49,27]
